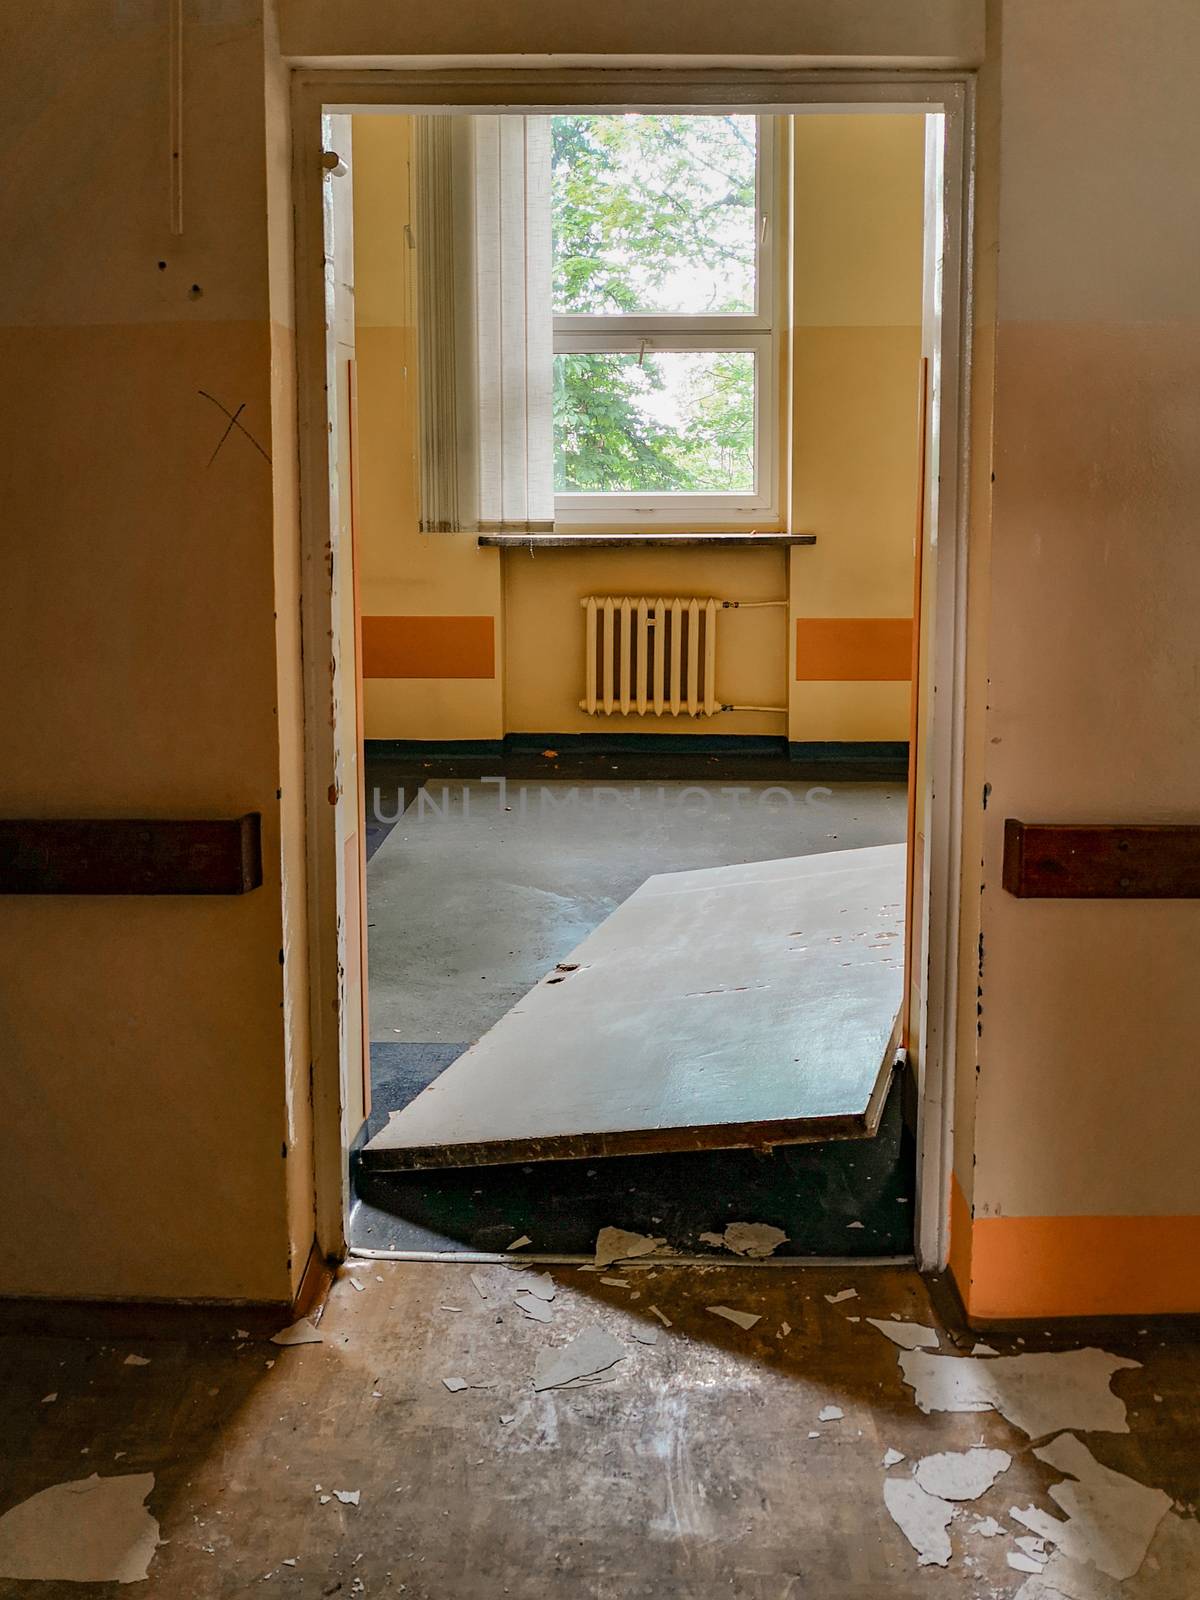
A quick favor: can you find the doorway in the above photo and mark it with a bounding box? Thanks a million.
[292,74,971,1272]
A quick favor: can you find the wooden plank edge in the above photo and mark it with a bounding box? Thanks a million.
[360,1108,883,1173]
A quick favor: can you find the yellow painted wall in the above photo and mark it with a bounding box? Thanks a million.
[14,0,1200,1322]
[788,115,926,745]
[353,112,924,742]
[949,0,1200,1320]
[0,1,310,1304]
[353,115,506,742]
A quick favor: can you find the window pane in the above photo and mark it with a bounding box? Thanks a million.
[551,115,758,317]
[554,350,756,495]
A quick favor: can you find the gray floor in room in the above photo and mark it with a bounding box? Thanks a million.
[367,778,906,1043]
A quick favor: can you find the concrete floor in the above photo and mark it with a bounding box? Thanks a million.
[3,1266,1197,1597]
[367,779,905,1043]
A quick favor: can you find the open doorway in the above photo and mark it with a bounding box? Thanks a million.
[295,76,969,1272]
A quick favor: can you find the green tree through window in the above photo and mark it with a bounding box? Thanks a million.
[551,115,759,498]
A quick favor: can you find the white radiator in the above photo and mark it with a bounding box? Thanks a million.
[579,596,721,717]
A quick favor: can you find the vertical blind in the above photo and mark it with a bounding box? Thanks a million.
[414,115,554,534]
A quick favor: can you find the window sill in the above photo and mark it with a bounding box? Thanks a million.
[477,532,816,550]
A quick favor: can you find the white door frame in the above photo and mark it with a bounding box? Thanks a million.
[290,68,974,1268]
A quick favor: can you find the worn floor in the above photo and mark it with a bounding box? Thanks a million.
[3,1264,1197,1598]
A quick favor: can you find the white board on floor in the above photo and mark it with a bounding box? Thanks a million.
[361,844,905,1169]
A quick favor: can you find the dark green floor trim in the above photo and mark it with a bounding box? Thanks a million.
[788,741,909,763]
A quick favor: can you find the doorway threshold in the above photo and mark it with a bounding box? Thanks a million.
[349,1247,916,1268]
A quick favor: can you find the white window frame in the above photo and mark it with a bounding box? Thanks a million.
[552,114,780,529]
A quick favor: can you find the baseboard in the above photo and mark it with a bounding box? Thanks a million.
[0,1295,289,1340]
[367,734,909,768]
[366,738,504,760]
[291,1237,337,1321]
[788,740,909,767]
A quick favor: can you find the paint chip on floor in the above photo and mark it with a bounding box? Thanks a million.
[720,1222,788,1258]
[1009,1431,1171,1579]
[506,1236,532,1251]
[533,1327,627,1392]
[913,1446,1011,1501]
[123,1355,151,1367]
[825,1288,858,1304]
[883,1478,953,1568]
[469,1271,490,1301]
[648,1305,672,1328]
[442,1377,469,1393]
[513,1272,555,1302]
[706,1305,761,1331]
[866,1317,939,1351]
[882,1448,906,1468]
[594,1228,667,1268]
[818,1405,844,1422]
[896,1346,1140,1437]
[269,1319,323,1347]
[971,1515,1005,1537]
[971,1341,999,1356]
[0,1473,159,1584]
[332,1490,360,1506]
[630,1325,660,1346]
[1008,1551,1047,1574]
[513,1292,553,1324]
[41,1394,57,1405]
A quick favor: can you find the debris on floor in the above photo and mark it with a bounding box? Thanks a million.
[970,1515,1005,1538]
[825,1287,858,1304]
[706,1222,788,1258]
[123,1354,151,1367]
[883,1478,953,1567]
[866,1316,940,1350]
[705,1305,761,1331]
[513,1292,553,1324]
[912,1446,1011,1501]
[897,1346,1140,1436]
[332,1490,360,1507]
[1009,1550,1048,1574]
[521,1275,557,1304]
[0,1473,159,1584]
[506,1235,532,1251]
[818,1404,844,1422]
[1009,1432,1171,1579]
[269,1319,323,1347]
[647,1305,672,1327]
[532,1327,627,1392]
[469,1271,490,1301]
[442,1377,470,1393]
[593,1227,667,1268]
[629,1326,659,1346]
[882,1447,906,1467]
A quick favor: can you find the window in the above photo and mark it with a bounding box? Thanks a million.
[411,113,779,536]
[550,114,778,529]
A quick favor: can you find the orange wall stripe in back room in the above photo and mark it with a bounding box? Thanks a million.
[795,617,913,681]
[362,615,495,679]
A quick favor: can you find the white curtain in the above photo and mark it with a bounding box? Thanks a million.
[415,115,554,534]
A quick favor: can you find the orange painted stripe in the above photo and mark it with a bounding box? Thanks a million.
[362,615,495,680]
[965,1213,1200,1321]
[948,1169,973,1309]
[795,617,913,681]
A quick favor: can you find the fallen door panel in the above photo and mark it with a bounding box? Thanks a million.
[360,844,905,1171]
